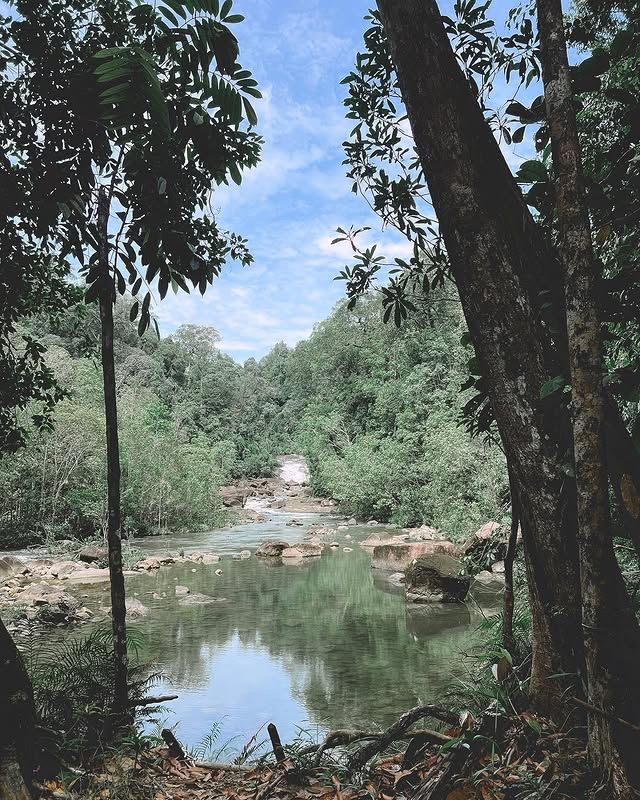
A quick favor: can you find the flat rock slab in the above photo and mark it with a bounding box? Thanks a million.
[371,540,459,571]
[18,582,80,609]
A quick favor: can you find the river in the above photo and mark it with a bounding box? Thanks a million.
[70,510,488,754]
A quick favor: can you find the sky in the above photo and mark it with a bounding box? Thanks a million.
[154,0,393,362]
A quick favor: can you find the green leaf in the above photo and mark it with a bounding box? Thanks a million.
[539,375,565,399]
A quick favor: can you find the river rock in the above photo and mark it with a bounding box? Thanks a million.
[0,555,27,581]
[189,552,220,564]
[239,550,251,559]
[137,557,162,571]
[175,585,190,596]
[219,486,249,507]
[18,582,80,610]
[405,554,470,603]
[282,543,322,559]
[471,570,505,596]
[371,540,459,571]
[255,540,290,558]
[126,598,149,618]
[286,518,304,527]
[50,560,88,579]
[79,545,107,563]
[270,499,286,509]
[179,593,226,606]
[65,567,113,584]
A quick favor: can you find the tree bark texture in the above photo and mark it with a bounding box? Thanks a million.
[0,616,35,799]
[537,0,640,793]
[375,0,582,718]
[97,185,129,717]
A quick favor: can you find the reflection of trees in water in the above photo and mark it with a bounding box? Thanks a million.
[131,550,478,731]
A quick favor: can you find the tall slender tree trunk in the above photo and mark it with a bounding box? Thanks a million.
[0,617,35,800]
[536,1,640,793]
[502,466,519,656]
[97,185,128,717]
[375,0,583,719]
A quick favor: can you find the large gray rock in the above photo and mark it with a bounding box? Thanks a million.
[282,543,322,559]
[405,554,470,603]
[372,540,459,571]
[18,582,80,610]
[255,540,291,558]
[79,545,107,563]
[0,556,26,581]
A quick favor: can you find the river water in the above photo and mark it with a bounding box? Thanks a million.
[71,510,488,753]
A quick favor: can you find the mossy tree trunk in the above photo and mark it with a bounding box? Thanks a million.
[537,0,640,793]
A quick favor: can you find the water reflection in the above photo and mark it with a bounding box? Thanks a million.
[116,522,484,748]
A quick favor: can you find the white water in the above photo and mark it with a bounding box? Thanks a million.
[277,454,309,484]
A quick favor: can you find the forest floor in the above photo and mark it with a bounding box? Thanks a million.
[41,709,596,800]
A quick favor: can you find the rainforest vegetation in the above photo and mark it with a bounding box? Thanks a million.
[1,0,640,798]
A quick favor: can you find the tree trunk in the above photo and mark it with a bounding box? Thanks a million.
[536,0,640,793]
[97,185,128,717]
[375,0,583,719]
[503,466,519,656]
[0,617,35,799]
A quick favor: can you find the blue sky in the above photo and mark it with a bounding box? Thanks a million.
[155,0,392,361]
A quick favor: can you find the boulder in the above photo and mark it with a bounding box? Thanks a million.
[50,561,88,579]
[18,582,80,610]
[239,550,251,559]
[0,556,26,581]
[79,545,107,564]
[255,540,291,558]
[286,518,303,527]
[126,598,148,618]
[471,570,505,596]
[474,521,502,540]
[179,593,226,606]
[388,572,405,586]
[404,525,440,541]
[405,554,470,603]
[219,486,249,508]
[137,557,162,571]
[282,543,322,559]
[189,552,220,564]
[371,540,459,571]
[175,585,190,597]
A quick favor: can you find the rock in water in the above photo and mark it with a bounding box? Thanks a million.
[255,540,290,558]
[175,585,190,596]
[282,543,323,559]
[126,598,149,618]
[78,545,107,563]
[371,540,459,571]
[405,554,470,603]
[179,593,226,606]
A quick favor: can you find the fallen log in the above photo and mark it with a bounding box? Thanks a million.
[348,704,458,770]
[131,694,178,708]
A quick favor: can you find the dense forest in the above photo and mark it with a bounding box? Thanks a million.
[0,291,506,546]
[2,0,640,798]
